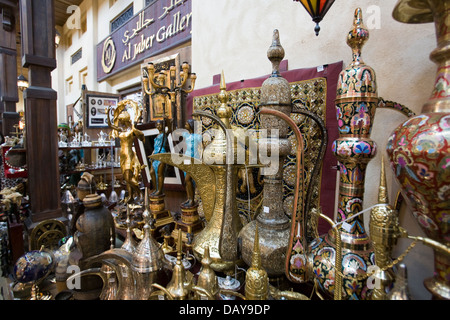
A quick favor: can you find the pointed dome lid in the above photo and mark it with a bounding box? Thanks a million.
[250,223,262,269]
[346,7,369,67]
[131,188,164,272]
[216,70,232,129]
[337,8,377,99]
[260,29,291,105]
[121,205,137,254]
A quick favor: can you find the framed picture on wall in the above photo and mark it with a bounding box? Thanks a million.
[135,123,184,191]
[85,92,120,128]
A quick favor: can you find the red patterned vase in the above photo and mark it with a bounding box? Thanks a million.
[387,0,450,300]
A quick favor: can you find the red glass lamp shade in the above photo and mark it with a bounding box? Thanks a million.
[294,0,336,36]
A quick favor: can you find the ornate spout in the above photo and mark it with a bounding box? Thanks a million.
[81,248,139,300]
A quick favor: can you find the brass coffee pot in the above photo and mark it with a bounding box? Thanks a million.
[149,72,245,274]
[192,246,219,300]
[151,232,194,300]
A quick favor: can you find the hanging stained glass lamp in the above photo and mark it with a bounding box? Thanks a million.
[294,0,336,36]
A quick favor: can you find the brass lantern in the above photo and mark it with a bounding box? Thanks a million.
[17,74,28,91]
[294,0,335,36]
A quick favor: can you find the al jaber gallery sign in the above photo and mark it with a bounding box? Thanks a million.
[97,0,192,81]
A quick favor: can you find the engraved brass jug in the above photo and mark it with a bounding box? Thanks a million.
[149,73,243,274]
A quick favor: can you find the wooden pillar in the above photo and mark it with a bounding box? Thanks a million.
[0,0,20,135]
[19,0,63,225]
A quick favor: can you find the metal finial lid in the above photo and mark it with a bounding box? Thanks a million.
[347,8,369,66]
[216,70,231,128]
[121,205,137,253]
[336,8,377,100]
[260,30,291,105]
[245,223,269,299]
[267,29,285,76]
[142,187,150,222]
[220,275,240,290]
[82,193,102,208]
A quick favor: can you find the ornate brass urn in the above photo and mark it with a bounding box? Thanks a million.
[239,29,293,278]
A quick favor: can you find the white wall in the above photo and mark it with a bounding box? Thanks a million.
[192,0,436,299]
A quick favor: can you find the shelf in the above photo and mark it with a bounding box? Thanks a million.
[62,166,121,175]
[58,144,117,150]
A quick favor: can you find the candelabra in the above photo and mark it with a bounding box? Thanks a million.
[142,61,196,128]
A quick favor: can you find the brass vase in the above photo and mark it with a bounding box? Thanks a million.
[386,0,450,300]
[68,193,115,299]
